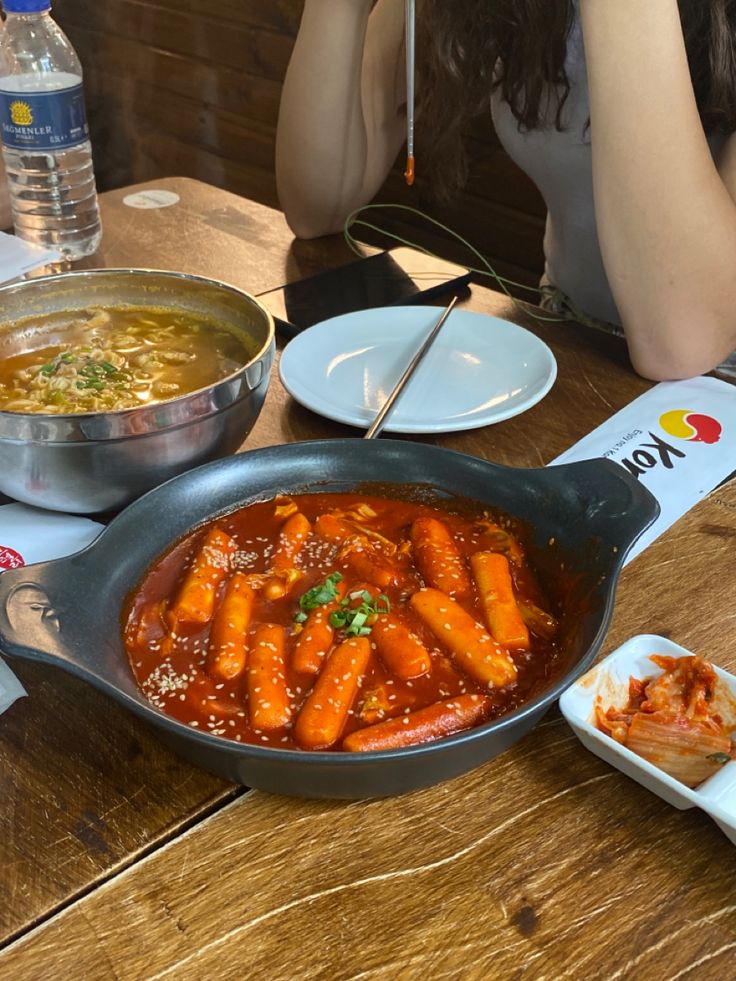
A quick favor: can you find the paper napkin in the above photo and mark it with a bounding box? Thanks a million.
[0,657,25,715]
[0,229,61,285]
[550,376,736,563]
[0,503,104,716]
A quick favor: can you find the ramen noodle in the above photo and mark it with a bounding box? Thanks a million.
[0,305,255,414]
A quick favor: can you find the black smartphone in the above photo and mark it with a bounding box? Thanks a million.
[259,246,472,339]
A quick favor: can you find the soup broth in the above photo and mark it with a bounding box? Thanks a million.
[0,305,257,414]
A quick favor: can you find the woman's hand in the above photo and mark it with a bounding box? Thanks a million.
[275,0,406,239]
[580,0,736,379]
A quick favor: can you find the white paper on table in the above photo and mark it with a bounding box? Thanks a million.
[550,376,736,563]
[0,504,104,715]
[0,229,61,284]
[0,657,25,715]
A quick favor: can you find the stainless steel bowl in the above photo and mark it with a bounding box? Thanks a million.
[0,268,275,513]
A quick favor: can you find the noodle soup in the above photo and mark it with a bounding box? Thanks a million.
[0,305,257,414]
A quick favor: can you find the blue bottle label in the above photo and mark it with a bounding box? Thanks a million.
[0,83,89,151]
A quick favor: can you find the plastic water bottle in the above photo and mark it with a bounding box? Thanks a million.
[0,0,102,258]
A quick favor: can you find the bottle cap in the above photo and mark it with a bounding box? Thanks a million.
[2,1,52,12]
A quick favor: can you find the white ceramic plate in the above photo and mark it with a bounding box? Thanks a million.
[278,306,557,433]
[559,634,736,845]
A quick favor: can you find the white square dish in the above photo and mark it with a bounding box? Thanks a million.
[559,634,736,845]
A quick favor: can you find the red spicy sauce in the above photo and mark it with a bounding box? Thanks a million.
[123,492,563,750]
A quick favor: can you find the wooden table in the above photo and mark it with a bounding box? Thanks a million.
[1,178,734,979]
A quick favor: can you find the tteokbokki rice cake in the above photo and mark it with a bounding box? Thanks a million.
[124,491,563,753]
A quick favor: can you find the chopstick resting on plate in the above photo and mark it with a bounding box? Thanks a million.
[364,294,459,440]
[404,0,416,186]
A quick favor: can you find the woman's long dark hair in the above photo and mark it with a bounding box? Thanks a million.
[415,0,736,198]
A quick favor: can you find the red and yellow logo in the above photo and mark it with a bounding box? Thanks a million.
[659,410,722,445]
[0,545,24,570]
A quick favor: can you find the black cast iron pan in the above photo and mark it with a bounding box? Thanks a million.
[0,439,659,798]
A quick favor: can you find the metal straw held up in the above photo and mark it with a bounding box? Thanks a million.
[404,0,416,185]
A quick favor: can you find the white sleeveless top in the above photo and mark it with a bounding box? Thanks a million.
[491,10,730,339]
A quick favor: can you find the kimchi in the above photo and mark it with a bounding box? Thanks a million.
[596,655,735,787]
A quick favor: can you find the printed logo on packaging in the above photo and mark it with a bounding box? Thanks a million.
[659,410,722,445]
[0,545,24,571]
[0,83,89,151]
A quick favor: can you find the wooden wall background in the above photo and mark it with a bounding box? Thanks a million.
[52,0,547,291]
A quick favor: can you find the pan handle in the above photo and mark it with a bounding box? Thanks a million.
[555,457,661,558]
[0,555,163,718]
[0,559,92,673]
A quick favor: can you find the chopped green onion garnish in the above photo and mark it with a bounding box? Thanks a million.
[328,591,391,636]
[296,571,343,619]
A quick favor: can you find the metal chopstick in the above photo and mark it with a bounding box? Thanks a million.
[364,294,459,440]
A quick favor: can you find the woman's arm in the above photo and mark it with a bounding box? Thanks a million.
[275,0,406,239]
[580,0,736,379]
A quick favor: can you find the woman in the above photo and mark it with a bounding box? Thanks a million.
[275,0,736,380]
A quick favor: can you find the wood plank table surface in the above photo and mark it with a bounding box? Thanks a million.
[1,178,735,978]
